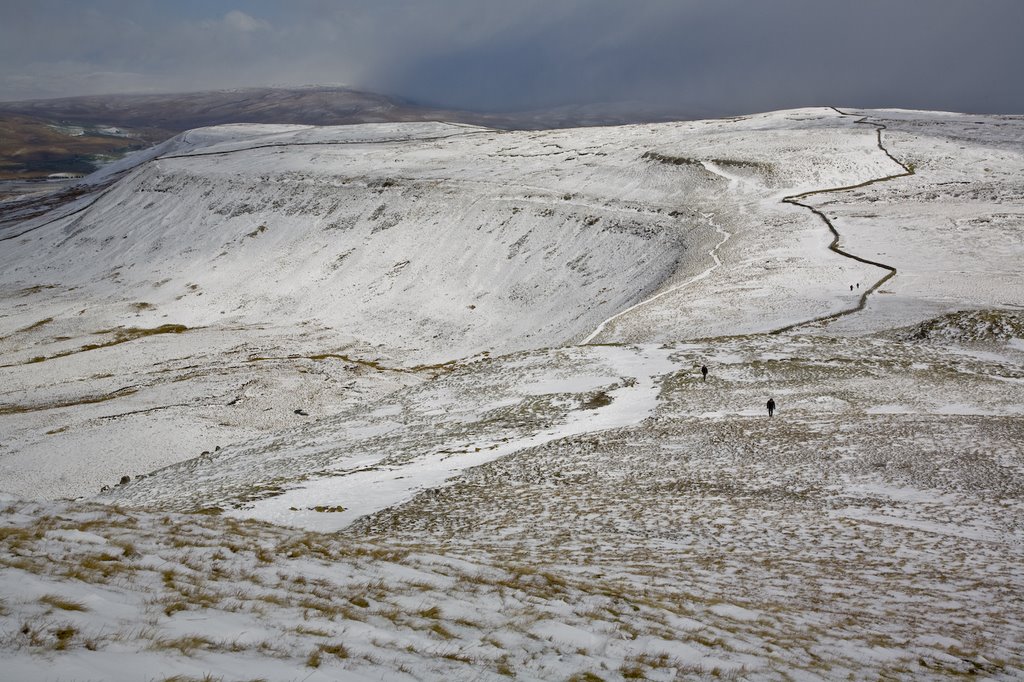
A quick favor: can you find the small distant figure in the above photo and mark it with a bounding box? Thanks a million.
[850,284,854,291]
[766,398,776,417]
[856,283,860,289]
[701,365,708,381]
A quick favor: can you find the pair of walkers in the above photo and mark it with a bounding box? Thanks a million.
[698,364,776,417]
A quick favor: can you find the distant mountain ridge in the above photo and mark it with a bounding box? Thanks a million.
[0,86,698,181]
[0,87,438,181]
[0,86,439,133]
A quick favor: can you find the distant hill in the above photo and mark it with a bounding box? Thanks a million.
[0,114,150,180]
[0,86,695,180]
[0,87,437,180]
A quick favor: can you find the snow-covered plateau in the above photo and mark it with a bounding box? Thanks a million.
[0,107,1022,680]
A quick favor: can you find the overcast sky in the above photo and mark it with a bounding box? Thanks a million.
[2,0,1022,116]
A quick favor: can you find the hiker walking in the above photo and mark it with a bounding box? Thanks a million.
[701,365,708,382]
[766,397,776,417]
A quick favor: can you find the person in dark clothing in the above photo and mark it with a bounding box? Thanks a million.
[701,365,708,381]
[767,398,776,417]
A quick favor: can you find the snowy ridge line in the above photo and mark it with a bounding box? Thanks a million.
[155,126,495,161]
[771,107,913,335]
[841,107,916,174]
[0,123,494,241]
[580,212,731,344]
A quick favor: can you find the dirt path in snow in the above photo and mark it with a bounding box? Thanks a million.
[772,108,913,334]
[581,108,911,342]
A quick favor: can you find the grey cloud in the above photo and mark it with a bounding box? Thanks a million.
[221,10,271,32]
[368,0,1024,115]
[1,0,1022,116]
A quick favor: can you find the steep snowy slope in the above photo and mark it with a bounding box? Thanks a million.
[1,111,892,367]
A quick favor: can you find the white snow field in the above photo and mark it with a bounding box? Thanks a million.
[1,107,1023,680]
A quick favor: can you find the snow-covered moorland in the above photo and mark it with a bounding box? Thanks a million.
[1,107,1023,680]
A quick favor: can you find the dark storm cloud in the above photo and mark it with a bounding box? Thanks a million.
[370,0,1024,115]
[1,0,1022,115]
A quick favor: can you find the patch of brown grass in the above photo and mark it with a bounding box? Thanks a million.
[13,323,189,367]
[39,594,88,612]
[0,386,139,415]
[148,634,217,656]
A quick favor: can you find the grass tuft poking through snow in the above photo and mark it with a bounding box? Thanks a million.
[38,594,88,612]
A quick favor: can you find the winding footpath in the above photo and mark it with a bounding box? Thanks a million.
[582,210,732,344]
[772,108,913,334]
[582,108,913,342]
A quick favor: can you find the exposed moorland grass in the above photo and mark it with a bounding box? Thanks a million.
[641,151,773,175]
[4,324,190,368]
[246,351,456,377]
[18,317,54,333]
[0,386,140,416]
[3,421,1024,682]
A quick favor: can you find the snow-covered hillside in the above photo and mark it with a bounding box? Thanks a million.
[0,111,900,364]
[1,107,1023,680]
